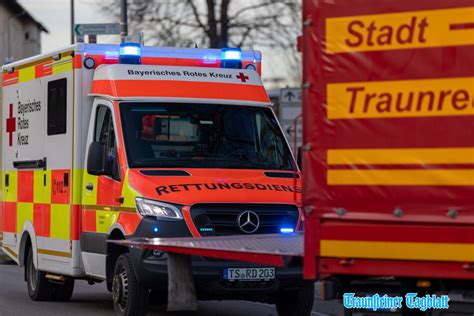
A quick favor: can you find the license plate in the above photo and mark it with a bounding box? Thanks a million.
[223,267,275,281]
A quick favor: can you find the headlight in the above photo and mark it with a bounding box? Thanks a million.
[135,198,183,220]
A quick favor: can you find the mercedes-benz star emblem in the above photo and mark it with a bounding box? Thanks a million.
[237,211,260,234]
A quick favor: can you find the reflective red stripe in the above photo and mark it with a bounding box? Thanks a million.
[71,205,81,240]
[182,206,200,237]
[117,213,141,236]
[92,79,270,103]
[18,171,34,203]
[35,61,53,78]
[97,177,122,206]
[34,204,50,237]
[2,71,19,86]
[82,210,96,232]
[51,170,71,204]
[74,54,82,69]
[3,202,16,233]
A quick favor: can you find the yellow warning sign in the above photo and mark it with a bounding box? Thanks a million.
[326,7,474,53]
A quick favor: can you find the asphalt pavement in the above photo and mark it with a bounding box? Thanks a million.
[0,251,343,316]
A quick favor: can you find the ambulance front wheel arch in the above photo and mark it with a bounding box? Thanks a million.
[106,228,128,292]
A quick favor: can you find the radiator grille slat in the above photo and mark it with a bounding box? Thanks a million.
[191,204,299,236]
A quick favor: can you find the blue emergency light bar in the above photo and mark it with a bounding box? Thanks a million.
[280,227,295,234]
[221,48,242,69]
[119,43,142,65]
[84,44,260,70]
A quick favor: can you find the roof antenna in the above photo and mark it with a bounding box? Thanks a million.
[194,43,198,48]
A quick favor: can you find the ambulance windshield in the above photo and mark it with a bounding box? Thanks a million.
[120,103,294,170]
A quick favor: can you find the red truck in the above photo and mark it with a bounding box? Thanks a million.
[301,0,474,313]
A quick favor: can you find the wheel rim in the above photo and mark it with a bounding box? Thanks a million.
[112,268,129,312]
[28,254,38,291]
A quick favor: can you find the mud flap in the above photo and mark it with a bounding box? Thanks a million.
[167,253,198,311]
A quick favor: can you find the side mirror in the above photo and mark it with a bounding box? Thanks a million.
[87,142,109,176]
[297,146,303,170]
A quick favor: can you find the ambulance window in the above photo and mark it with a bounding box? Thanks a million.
[120,103,295,170]
[94,106,120,180]
[94,106,112,142]
[47,78,67,135]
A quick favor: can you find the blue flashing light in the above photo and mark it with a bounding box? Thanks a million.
[119,43,142,65]
[280,227,294,234]
[120,45,140,56]
[221,48,242,69]
[222,49,242,61]
[153,227,159,233]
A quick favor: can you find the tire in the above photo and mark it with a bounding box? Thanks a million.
[276,281,315,316]
[52,278,75,302]
[112,253,148,316]
[26,247,53,301]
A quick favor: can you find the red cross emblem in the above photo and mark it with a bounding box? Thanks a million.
[6,103,16,147]
[236,72,249,83]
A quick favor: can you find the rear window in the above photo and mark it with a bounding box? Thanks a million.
[47,78,67,135]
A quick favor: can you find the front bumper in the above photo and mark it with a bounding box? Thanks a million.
[130,247,304,302]
[130,217,304,302]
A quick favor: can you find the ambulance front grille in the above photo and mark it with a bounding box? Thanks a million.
[190,204,299,236]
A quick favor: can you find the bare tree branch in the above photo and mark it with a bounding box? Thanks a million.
[187,0,207,31]
[98,0,302,84]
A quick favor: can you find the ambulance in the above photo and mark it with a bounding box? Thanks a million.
[0,43,313,316]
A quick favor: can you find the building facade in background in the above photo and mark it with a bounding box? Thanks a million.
[0,0,47,65]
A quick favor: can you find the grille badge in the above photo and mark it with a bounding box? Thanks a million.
[237,211,260,234]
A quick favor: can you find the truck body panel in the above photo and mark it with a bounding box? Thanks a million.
[302,0,474,282]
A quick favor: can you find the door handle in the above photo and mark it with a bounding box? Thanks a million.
[13,157,47,170]
[85,182,94,191]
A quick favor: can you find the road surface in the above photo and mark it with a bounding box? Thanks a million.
[0,253,343,316]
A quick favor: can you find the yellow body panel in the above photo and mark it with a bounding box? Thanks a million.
[50,204,71,240]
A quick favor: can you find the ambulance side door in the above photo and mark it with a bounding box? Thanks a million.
[81,100,121,278]
[41,76,74,266]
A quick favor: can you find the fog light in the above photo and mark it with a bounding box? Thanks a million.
[152,250,164,257]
